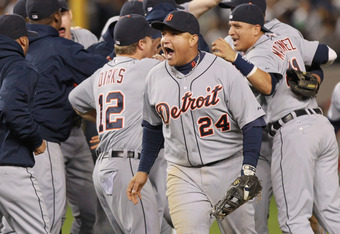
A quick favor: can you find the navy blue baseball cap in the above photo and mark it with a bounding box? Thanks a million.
[114,14,154,46]
[0,14,38,39]
[151,10,200,35]
[219,0,266,15]
[13,0,27,18]
[58,0,69,12]
[229,4,270,32]
[120,0,144,17]
[26,0,60,20]
[144,0,184,15]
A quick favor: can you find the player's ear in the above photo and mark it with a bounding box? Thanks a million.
[16,36,29,55]
[69,9,73,21]
[189,34,199,48]
[53,10,62,28]
[253,25,262,36]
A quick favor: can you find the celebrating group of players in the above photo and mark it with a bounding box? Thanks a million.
[1,0,340,233]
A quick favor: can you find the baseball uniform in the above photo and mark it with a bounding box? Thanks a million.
[3,1,108,233]
[57,7,100,232]
[0,15,50,233]
[142,51,265,233]
[69,56,163,233]
[224,14,321,234]
[240,23,340,234]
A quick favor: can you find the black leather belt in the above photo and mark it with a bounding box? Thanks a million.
[102,151,140,159]
[268,108,322,137]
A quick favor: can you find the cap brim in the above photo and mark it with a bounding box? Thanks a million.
[219,2,237,8]
[151,21,185,34]
[176,4,184,9]
[151,21,167,31]
[27,30,38,37]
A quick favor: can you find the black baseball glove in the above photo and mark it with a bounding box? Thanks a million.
[286,68,319,99]
[211,175,262,220]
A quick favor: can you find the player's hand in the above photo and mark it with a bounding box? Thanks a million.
[212,37,237,63]
[153,53,166,61]
[89,135,100,150]
[126,171,149,205]
[152,37,162,56]
[34,140,46,155]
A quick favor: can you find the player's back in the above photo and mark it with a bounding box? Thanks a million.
[93,57,160,153]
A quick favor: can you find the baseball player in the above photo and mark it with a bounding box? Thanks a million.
[127,10,266,234]
[1,1,108,233]
[69,14,164,234]
[218,1,337,233]
[0,14,50,233]
[57,1,99,233]
[328,81,340,134]
[212,4,340,233]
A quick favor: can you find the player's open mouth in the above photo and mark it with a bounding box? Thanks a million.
[232,38,239,47]
[59,28,66,37]
[164,47,174,60]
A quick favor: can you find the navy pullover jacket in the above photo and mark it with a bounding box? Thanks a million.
[88,22,116,59]
[0,35,43,167]
[26,24,107,142]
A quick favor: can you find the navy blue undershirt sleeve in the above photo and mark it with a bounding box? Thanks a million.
[137,120,164,174]
[242,116,266,167]
[306,64,324,83]
[268,73,281,95]
[312,44,329,65]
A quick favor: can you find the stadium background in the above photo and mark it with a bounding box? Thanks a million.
[1,0,340,233]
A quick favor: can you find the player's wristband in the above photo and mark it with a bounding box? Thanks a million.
[241,164,256,176]
[232,53,257,78]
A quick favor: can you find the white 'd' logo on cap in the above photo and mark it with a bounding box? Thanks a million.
[32,14,38,19]
[229,15,233,20]
[115,40,120,45]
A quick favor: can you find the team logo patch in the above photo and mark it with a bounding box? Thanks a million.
[165,14,173,22]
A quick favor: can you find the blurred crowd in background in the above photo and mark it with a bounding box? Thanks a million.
[1,0,340,62]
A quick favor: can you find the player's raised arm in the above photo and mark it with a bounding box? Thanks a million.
[212,37,273,95]
[187,0,222,18]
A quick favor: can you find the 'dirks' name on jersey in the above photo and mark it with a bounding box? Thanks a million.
[272,37,297,61]
[97,67,126,87]
[155,85,223,124]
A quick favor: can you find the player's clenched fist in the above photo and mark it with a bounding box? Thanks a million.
[126,171,149,205]
[212,37,237,63]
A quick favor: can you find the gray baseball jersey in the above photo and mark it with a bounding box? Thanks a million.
[69,56,163,233]
[143,52,265,233]
[244,34,319,123]
[71,28,98,49]
[244,33,340,233]
[144,53,264,166]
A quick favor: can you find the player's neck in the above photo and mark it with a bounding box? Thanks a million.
[175,51,202,75]
[116,53,141,60]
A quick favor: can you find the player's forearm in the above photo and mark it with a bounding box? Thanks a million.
[188,0,222,18]
[138,121,164,174]
[231,53,272,95]
[247,69,272,95]
[242,117,265,169]
[73,108,96,123]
